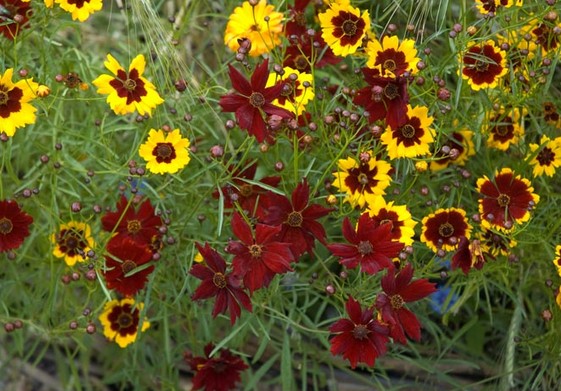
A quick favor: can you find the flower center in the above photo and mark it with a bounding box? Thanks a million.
[379,218,394,228]
[121,260,137,275]
[212,272,227,289]
[127,219,142,234]
[474,60,489,72]
[438,222,454,238]
[357,173,369,186]
[390,294,404,310]
[342,19,357,36]
[155,143,174,159]
[352,324,369,340]
[286,211,303,227]
[0,90,8,105]
[0,217,13,234]
[537,147,555,166]
[249,92,265,108]
[238,184,253,198]
[65,235,79,250]
[123,79,137,91]
[383,83,399,100]
[497,193,510,207]
[495,124,510,136]
[249,244,262,258]
[383,59,397,72]
[357,240,373,255]
[117,313,133,328]
[400,124,416,139]
[294,55,308,71]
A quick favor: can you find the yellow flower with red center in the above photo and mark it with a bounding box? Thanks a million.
[266,66,314,116]
[51,221,95,266]
[366,35,420,77]
[475,0,522,15]
[484,107,523,151]
[318,3,370,57]
[224,0,283,57]
[0,68,39,137]
[460,40,508,91]
[478,228,517,258]
[421,208,472,252]
[430,129,475,172]
[55,0,103,22]
[138,129,191,175]
[92,54,164,116]
[552,245,561,277]
[99,298,150,348]
[364,195,417,246]
[527,135,561,177]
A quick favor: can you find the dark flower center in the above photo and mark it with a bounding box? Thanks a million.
[123,79,137,91]
[65,236,79,250]
[249,244,262,258]
[239,184,253,197]
[357,173,369,185]
[294,55,308,71]
[438,222,454,238]
[121,260,137,275]
[383,59,397,72]
[127,219,142,234]
[249,92,265,108]
[357,240,373,255]
[117,313,133,328]
[495,123,510,136]
[497,193,510,207]
[400,124,416,139]
[474,60,489,72]
[352,324,369,340]
[383,83,399,100]
[213,272,227,289]
[390,294,404,310]
[154,143,175,163]
[537,147,555,166]
[0,217,13,234]
[0,90,8,106]
[380,218,394,228]
[342,19,357,36]
[286,211,303,227]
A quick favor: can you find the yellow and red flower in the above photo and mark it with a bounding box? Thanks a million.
[99,298,150,348]
[421,208,472,252]
[552,245,561,277]
[0,68,39,137]
[461,40,508,90]
[364,195,416,246]
[318,2,370,57]
[0,200,33,252]
[484,107,524,151]
[55,0,103,22]
[266,66,314,116]
[430,129,475,171]
[366,36,420,77]
[0,0,32,39]
[139,128,191,175]
[52,221,95,266]
[475,0,522,15]
[527,135,561,177]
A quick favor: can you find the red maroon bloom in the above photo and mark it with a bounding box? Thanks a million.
[327,213,403,275]
[260,179,333,259]
[451,236,487,275]
[283,34,341,73]
[190,243,252,325]
[103,236,154,297]
[375,264,437,344]
[329,296,389,369]
[226,213,294,293]
[185,343,249,391]
[284,0,312,37]
[0,0,32,40]
[0,200,33,252]
[101,195,163,247]
[219,59,293,143]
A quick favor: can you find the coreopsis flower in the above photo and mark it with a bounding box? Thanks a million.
[138,128,190,175]
[479,228,516,257]
[375,264,437,344]
[226,213,294,293]
[101,195,163,247]
[0,68,39,137]
[366,36,420,77]
[219,59,293,143]
[353,67,409,128]
[103,236,154,297]
[0,200,33,252]
[329,296,389,369]
[190,243,252,325]
[421,208,472,253]
[259,179,333,258]
[0,0,31,40]
[476,168,539,231]
[55,0,102,22]
[52,221,95,266]
[380,105,435,160]
[224,0,283,56]
[98,298,150,348]
[327,213,403,275]
[185,344,249,391]
[527,135,561,177]
[451,237,488,275]
[531,21,561,55]
[484,108,523,151]
[461,40,508,90]
[318,2,370,57]
[552,245,561,277]
[266,66,314,116]
[475,0,522,15]
[364,195,416,246]
[557,289,561,310]
[283,34,341,73]
[332,152,392,208]
[543,102,561,127]
[92,54,164,116]
[430,129,475,171]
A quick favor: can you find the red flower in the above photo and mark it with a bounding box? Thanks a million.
[103,236,155,297]
[327,213,403,275]
[375,264,437,344]
[219,59,293,143]
[0,200,33,252]
[101,195,162,247]
[260,179,333,259]
[190,243,252,325]
[0,0,32,40]
[226,213,294,293]
[284,0,312,37]
[329,296,389,369]
[185,343,249,391]
[451,236,487,275]
[283,34,341,73]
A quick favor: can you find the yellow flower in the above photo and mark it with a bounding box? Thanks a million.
[430,129,475,172]
[478,228,517,258]
[224,0,283,57]
[55,0,103,22]
[484,107,523,151]
[318,3,370,57]
[266,66,314,116]
[381,105,434,160]
[557,289,561,310]
[364,195,417,246]
[92,54,164,116]
[51,221,95,266]
[138,129,191,175]
[0,68,39,137]
[475,0,522,15]
[552,245,561,277]
[366,35,420,77]
[421,208,472,252]
[460,40,508,91]
[527,135,561,177]
[99,298,150,348]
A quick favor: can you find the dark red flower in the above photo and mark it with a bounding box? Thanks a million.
[284,0,312,37]
[185,343,249,391]
[219,59,293,143]
[0,199,33,252]
[226,213,294,293]
[329,296,389,369]
[283,34,341,73]
[327,213,403,275]
[375,264,437,344]
[532,23,561,53]
[451,236,487,275]
[260,179,333,259]
[190,243,252,325]
[101,195,162,247]
[103,236,155,297]
[0,0,32,40]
